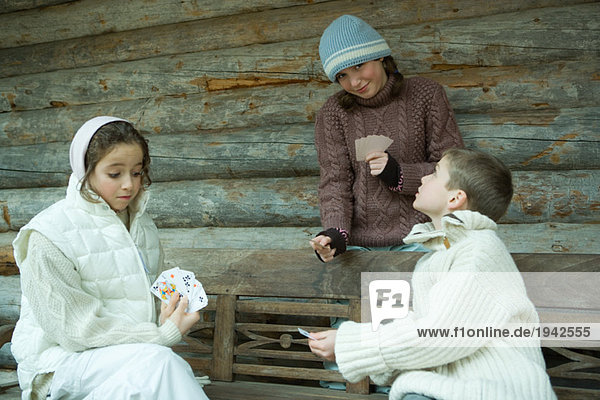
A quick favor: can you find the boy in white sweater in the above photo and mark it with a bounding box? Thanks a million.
[309,148,556,400]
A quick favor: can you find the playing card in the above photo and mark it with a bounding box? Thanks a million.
[151,277,178,303]
[188,280,209,312]
[355,135,393,161]
[298,327,318,340]
[162,267,187,296]
[179,269,196,295]
[150,267,208,313]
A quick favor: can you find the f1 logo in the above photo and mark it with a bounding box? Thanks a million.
[369,280,410,331]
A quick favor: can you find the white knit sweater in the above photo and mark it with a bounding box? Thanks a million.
[334,211,556,400]
[12,177,181,399]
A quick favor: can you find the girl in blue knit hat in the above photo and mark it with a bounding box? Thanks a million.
[310,15,464,262]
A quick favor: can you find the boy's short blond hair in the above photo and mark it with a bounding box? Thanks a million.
[443,148,513,221]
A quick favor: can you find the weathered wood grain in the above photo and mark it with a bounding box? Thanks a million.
[212,294,236,381]
[0,0,593,77]
[157,223,600,255]
[1,249,596,322]
[506,170,600,224]
[0,0,331,49]
[386,2,600,71]
[166,249,600,297]
[0,83,331,147]
[458,108,600,171]
[1,222,598,275]
[202,381,387,400]
[0,171,598,232]
[0,0,73,14]
[3,3,598,112]
[2,62,599,147]
[426,61,599,114]
[231,364,344,383]
[2,108,598,188]
[0,4,600,111]
[0,276,20,324]
[0,125,318,188]
[0,40,320,112]
[0,176,321,231]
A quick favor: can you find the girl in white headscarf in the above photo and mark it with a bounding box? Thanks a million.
[11,117,210,399]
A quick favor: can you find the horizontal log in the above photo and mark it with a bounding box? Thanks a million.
[0,0,73,14]
[0,83,331,147]
[157,223,600,255]
[1,221,598,276]
[236,302,349,319]
[386,2,600,71]
[3,3,599,112]
[114,249,600,297]
[0,0,330,49]
[2,60,599,147]
[0,177,320,231]
[0,39,320,112]
[458,108,600,171]
[427,61,599,114]
[2,109,598,188]
[0,171,598,232]
[0,124,319,188]
[506,170,600,224]
[0,0,592,77]
[0,276,20,324]
[0,14,600,111]
[1,250,597,321]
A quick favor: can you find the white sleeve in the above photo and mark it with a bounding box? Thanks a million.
[19,230,181,352]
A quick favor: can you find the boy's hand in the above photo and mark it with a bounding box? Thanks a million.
[310,235,336,263]
[165,293,200,335]
[308,329,337,362]
[366,151,388,176]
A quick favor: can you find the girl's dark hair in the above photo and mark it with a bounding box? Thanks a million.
[79,121,152,202]
[336,56,404,110]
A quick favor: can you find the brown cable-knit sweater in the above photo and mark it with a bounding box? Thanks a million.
[314,74,463,247]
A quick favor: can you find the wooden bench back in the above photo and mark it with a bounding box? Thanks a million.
[167,249,600,395]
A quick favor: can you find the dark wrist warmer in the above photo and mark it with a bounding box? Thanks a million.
[377,152,400,188]
[314,228,348,262]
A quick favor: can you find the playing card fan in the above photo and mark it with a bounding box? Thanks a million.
[151,267,209,313]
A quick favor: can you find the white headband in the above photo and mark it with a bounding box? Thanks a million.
[69,116,129,181]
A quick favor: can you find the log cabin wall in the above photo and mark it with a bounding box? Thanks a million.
[0,0,599,258]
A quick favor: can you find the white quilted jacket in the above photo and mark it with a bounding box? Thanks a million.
[11,174,161,396]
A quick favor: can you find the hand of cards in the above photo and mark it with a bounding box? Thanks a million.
[355,135,394,161]
[150,267,208,313]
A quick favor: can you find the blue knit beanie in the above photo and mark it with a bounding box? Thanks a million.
[319,15,391,82]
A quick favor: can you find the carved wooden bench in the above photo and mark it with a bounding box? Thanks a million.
[1,249,599,399]
[165,249,600,400]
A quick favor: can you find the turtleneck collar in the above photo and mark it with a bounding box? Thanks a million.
[404,210,497,251]
[354,73,398,108]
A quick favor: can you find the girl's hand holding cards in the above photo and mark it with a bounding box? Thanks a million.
[151,267,208,313]
[366,151,389,176]
[310,236,336,263]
